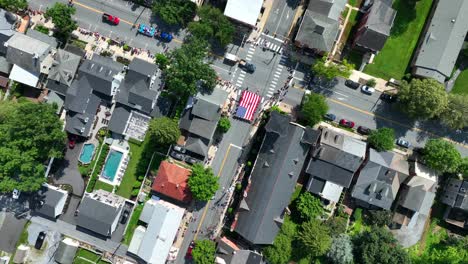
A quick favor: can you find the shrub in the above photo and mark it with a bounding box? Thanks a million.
[235,183,242,191]
[123,44,130,51]
[227,207,233,214]
[100,50,113,57]
[217,117,231,133]
[78,166,89,177]
[35,25,50,35]
[366,78,377,87]
[131,189,140,197]
[353,208,362,222]
[133,181,142,188]
[138,175,144,181]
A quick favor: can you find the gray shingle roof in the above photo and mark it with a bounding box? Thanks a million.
[108,104,131,135]
[26,29,58,48]
[35,184,67,218]
[184,136,209,157]
[64,90,101,137]
[79,55,123,96]
[5,32,51,73]
[231,250,264,264]
[412,0,468,83]
[441,178,468,211]
[399,174,437,216]
[192,98,222,121]
[0,9,16,55]
[47,49,81,90]
[54,238,79,264]
[234,112,310,245]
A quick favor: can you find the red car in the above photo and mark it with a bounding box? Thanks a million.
[102,13,120,25]
[68,135,77,149]
[339,119,355,128]
[185,241,195,259]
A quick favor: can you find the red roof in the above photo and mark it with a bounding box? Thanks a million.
[152,161,192,203]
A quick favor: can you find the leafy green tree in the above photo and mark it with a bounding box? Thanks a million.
[325,216,348,236]
[188,164,219,201]
[366,78,377,87]
[367,127,395,152]
[296,192,324,221]
[0,0,27,12]
[164,38,217,98]
[398,78,448,120]
[412,235,468,264]
[188,5,235,47]
[423,139,461,173]
[327,234,353,264]
[148,117,180,146]
[264,219,297,264]
[152,0,197,26]
[217,117,231,133]
[0,101,66,192]
[364,210,393,226]
[298,219,332,258]
[458,157,468,179]
[312,56,353,81]
[45,3,78,41]
[192,239,216,264]
[300,93,328,127]
[440,94,468,129]
[353,226,411,264]
[155,53,169,70]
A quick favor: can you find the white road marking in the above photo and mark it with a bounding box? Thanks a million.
[334,91,349,98]
[271,80,278,85]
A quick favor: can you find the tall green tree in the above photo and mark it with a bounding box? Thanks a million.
[152,0,197,26]
[217,117,231,133]
[300,92,328,127]
[296,192,324,221]
[327,234,353,264]
[398,78,448,119]
[325,217,348,237]
[188,5,235,47]
[192,239,216,264]
[0,101,66,192]
[148,117,180,146]
[0,0,27,12]
[188,164,219,201]
[458,157,468,179]
[353,226,411,264]
[423,139,461,173]
[367,127,395,152]
[440,94,468,129]
[45,3,78,41]
[298,219,332,258]
[364,210,393,226]
[312,56,353,81]
[264,219,297,264]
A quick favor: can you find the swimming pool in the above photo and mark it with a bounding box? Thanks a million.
[102,150,123,182]
[79,144,95,164]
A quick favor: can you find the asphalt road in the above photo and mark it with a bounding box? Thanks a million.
[308,78,468,156]
[263,0,300,40]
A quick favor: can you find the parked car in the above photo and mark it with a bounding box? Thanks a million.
[345,79,360,89]
[12,189,20,199]
[170,151,184,161]
[361,85,375,95]
[380,93,398,103]
[35,232,46,250]
[138,24,156,37]
[396,138,411,148]
[173,145,186,153]
[102,13,120,25]
[324,113,336,121]
[157,32,173,42]
[339,119,355,128]
[185,157,199,165]
[185,241,195,259]
[120,210,129,224]
[357,126,372,135]
[68,135,77,149]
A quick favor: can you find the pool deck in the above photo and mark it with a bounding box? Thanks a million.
[98,139,130,187]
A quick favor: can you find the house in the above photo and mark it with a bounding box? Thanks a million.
[353,0,396,53]
[391,162,437,247]
[0,9,17,55]
[5,32,53,87]
[412,0,468,83]
[440,178,468,229]
[54,238,79,264]
[76,190,125,237]
[34,183,68,219]
[46,49,81,96]
[352,149,409,210]
[64,54,124,137]
[128,199,185,264]
[179,88,228,159]
[232,112,319,245]
[216,237,264,264]
[294,0,346,54]
[109,58,162,140]
[305,127,366,204]
[26,29,58,49]
[224,0,263,28]
[151,161,193,204]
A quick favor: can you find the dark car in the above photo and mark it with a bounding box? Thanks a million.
[324,113,336,121]
[185,157,199,165]
[345,79,360,89]
[380,93,398,103]
[396,138,411,148]
[170,151,184,161]
[357,126,372,135]
[157,32,173,42]
[339,119,355,128]
[186,241,195,259]
[68,135,77,149]
[120,210,129,224]
[35,231,46,250]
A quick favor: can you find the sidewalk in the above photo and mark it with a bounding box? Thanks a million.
[349,70,397,93]
[248,0,274,41]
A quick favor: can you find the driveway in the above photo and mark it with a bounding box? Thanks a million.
[110,201,134,243]
[26,222,62,264]
[51,142,85,197]
[0,211,28,253]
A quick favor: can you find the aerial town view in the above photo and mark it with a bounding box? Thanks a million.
[0,0,467,263]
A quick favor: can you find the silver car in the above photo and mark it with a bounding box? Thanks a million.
[396,138,411,148]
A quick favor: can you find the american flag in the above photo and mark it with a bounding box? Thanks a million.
[236,90,261,121]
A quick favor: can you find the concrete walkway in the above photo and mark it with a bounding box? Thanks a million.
[349,70,397,93]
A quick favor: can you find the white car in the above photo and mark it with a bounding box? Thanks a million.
[361,85,375,95]
[173,145,186,153]
[12,189,20,199]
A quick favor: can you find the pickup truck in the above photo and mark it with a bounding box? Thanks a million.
[239,59,256,73]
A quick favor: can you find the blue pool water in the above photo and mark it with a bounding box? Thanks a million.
[102,150,123,181]
[79,144,95,164]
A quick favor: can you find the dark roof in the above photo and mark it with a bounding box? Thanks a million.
[179,107,218,141]
[108,104,131,135]
[399,175,437,215]
[150,96,173,118]
[192,97,222,121]
[47,49,81,89]
[231,250,264,264]
[234,112,310,245]
[185,136,210,157]
[54,238,79,264]
[301,127,321,145]
[128,57,156,77]
[35,184,67,218]
[26,29,58,48]
[0,9,16,55]
[441,178,468,211]
[5,32,51,73]
[78,55,123,96]
[352,150,409,210]
[64,91,101,136]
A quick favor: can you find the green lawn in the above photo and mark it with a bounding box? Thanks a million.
[363,0,433,80]
[451,69,468,95]
[74,248,101,264]
[122,203,144,245]
[94,180,114,193]
[115,141,145,198]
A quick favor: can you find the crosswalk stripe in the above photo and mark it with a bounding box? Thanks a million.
[277,65,284,69]
[278,47,283,54]
[271,81,278,85]
[247,49,255,54]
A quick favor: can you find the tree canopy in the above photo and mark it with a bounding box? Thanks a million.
[440,94,468,129]
[353,226,410,264]
[457,157,468,179]
[398,78,448,120]
[325,216,348,237]
[296,192,324,221]
[188,164,219,201]
[155,53,169,70]
[192,239,216,264]
[300,92,328,127]
[364,210,393,226]
[312,56,353,81]
[217,117,231,133]
[0,0,27,12]
[298,219,332,258]
[327,234,353,264]
[0,101,66,192]
[423,139,461,173]
[264,219,297,264]
[45,3,78,41]
[148,117,180,146]
[367,127,395,152]
[152,0,197,26]
[412,232,468,264]
[188,5,235,47]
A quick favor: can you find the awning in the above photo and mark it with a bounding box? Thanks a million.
[235,90,261,122]
[9,64,39,87]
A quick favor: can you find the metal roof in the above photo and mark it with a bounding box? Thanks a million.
[224,0,263,27]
